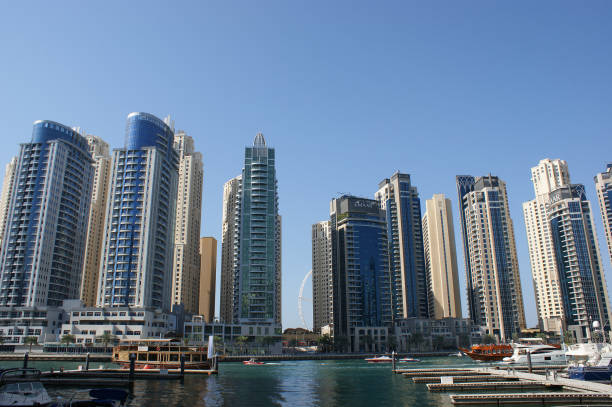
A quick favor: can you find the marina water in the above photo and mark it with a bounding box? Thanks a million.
[1,357,481,406]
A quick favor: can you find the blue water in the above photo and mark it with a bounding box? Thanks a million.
[1,357,482,406]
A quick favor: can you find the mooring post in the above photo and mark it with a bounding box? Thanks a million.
[180,353,186,377]
[391,350,396,372]
[85,352,90,371]
[23,352,29,369]
[129,352,136,385]
[526,350,532,373]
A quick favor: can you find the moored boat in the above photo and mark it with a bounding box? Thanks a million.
[459,344,513,361]
[399,357,420,362]
[112,338,210,370]
[0,369,52,407]
[364,355,393,363]
[501,343,566,364]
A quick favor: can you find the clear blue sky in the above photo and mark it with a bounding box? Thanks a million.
[1,1,612,329]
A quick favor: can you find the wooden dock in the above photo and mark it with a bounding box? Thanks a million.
[411,375,519,384]
[450,392,612,405]
[427,381,562,392]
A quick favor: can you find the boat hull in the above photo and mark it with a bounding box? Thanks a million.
[116,361,210,370]
[568,366,612,381]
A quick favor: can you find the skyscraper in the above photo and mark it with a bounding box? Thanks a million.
[422,194,462,319]
[548,184,612,340]
[171,131,203,314]
[595,164,612,267]
[220,175,241,323]
[0,156,17,247]
[0,121,94,307]
[522,159,570,332]
[199,237,217,322]
[330,196,391,350]
[456,175,525,342]
[375,172,428,319]
[97,112,178,311]
[80,135,112,307]
[219,134,281,326]
[312,220,333,333]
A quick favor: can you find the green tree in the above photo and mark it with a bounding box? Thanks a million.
[511,332,519,342]
[60,334,76,345]
[432,335,445,351]
[386,334,397,352]
[23,336,38,352]
[563,331,575,345]
[213,336,224,354]
[317,334,332,352]
[411,333,424,352]
[482,334,496,345]
[96,332,117,348]
[333,335,349,353]
[458,333,471,348]
[235,336,249,354]
[262,336,277,354]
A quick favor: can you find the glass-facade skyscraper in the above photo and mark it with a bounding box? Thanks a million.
[97,112,178,311]
[0,121,94,307]
[375,172,428,320]
[220,134,281,327]
[595,163,612,267]
[456,175,525,342]
[330,196,391,350]
[548,184,611,340]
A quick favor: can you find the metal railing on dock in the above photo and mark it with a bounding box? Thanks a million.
[450,392,612,405]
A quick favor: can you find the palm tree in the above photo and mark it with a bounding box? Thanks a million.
[482,334,496,345]
[317,334,332,352]
[458,333,471,348]
[386,334,397,352]
[23,336,38,352]
[213,336,224,354]
[262,336,277,354]
[334,335,349,353]
[235,336,249,354]
[563,331,575,345]
[60,334,76,345]
[411,333,424,352]
[432,335,445,351]
[96,332,117,349]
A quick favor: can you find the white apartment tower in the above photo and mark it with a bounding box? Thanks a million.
[422,194,462,319]
[80,136,112,306]
[595,164,612,266]
[171,132,204,314]
[312,221,333,333]
[0,156,17,246]
[522,158,571,332]
[220,175,242,323]
[457,175,526,342]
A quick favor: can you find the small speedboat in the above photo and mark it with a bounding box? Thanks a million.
[449,351,464,357]
[0,369,52,407]
[243,358,264,365]
[364,355,393,363]
[399,357,420,363]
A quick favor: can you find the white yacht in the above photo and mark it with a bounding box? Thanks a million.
[502,343,566,364]
[0,369,52,407]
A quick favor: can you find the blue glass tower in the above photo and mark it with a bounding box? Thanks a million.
[375,172,428,320]
[0,121,94,307]
[97,113,178,311]
[548,184,611,338]
[330,196,391,350]
[234,133,281,326]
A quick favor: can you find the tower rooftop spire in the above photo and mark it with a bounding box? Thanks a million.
[254,132,266,147]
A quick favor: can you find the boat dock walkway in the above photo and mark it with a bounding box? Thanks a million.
[397,365,612,405]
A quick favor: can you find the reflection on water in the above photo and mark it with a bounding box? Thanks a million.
[1,357,478,406]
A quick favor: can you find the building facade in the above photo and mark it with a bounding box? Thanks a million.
[312,220,333,333]
[199,237,217,322]
[220,134,281,326]
[0,121,94,307]
[375,172,428,320]
[219,175,241,323]
[595,163,612,267]
[548,184,612,341]
[171,132,204,314]
[97,112,178,311]
[0,156,17,247]
[456,175,525,342]
[330,196,391,351]
[422,194,462,319]
[80,135,112,307]
[522,159,571,332]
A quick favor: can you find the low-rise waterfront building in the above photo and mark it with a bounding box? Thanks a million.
[393,317,482,352]
[0,306,66,344]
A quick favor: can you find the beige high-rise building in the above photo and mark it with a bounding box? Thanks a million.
[595,164,612,266]
[457,175,526,343]
[422,194,462,319]
[171,132,204,314]
[199,237,217,322]
[0,156,17,246]
[312,221,333,333]
[220,175,242,323]
[522,158,570,332]
[80,136,111,306]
